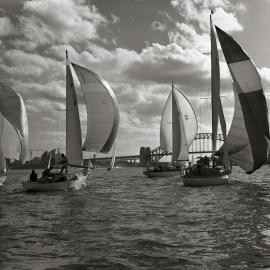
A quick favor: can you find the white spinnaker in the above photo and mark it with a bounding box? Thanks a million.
[72,63,120,154]
[172,88,189,161]
[0,83,28,163]
[66,54,83,166]
[0,117,21,159]
[171,88,181,161]
[160,87,197,155]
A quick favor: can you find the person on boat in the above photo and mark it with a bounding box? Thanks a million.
[203,156,210,168]
[59,154,68,174]
[29,170,38,182]
[42,166,54,178]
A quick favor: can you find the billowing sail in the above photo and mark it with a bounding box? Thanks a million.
[66,52,83,166]
[216,26,270,173]
[72,63,120,154]
[0,83,28,169]
[160,86,197,160]
[171,88,182,160]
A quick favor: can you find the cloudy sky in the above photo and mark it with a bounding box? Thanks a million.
[1,0,270,159]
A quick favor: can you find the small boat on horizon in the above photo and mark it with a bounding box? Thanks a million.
[107,143,116,171]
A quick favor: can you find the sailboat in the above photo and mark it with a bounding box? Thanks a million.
[107,143,116,171]
[23,51,119,191]
[143,82,198,178]
[182,12,270,186]
[0,82,28,186]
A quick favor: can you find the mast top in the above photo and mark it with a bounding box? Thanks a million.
[171,81,174,89]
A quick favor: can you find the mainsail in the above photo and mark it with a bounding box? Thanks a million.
[216,26,270,173]
[160,85,197,161]
[210,14,220,154]
[72,63,120,154]
[66,52,83,166]
[210,15,229,168]
[0,83,28,172]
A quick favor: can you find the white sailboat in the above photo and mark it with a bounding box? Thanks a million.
[107,143,116,171]
[23,51,119,191]
[182,12,270,186]
[143,82,198,178]
[0,83,28,186]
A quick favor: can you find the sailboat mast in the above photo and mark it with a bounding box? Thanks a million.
[171,81,175,163]
[210,11,220,157]
[65,50,68,156]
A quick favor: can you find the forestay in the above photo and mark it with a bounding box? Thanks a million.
[72,64,120,154]
[216,26,270,173]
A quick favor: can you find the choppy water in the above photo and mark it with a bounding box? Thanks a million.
[1,167,270,270]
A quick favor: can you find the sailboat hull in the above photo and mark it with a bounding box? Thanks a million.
[22,180,70,192]
[182,173,229,186]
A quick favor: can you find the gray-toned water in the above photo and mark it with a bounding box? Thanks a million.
[1,167,270,270]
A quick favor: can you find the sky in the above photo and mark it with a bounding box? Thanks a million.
[1,0,270,159]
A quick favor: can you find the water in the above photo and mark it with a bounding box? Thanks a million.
[1,167,270,270]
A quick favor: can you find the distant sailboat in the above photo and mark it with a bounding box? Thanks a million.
[107,143,116,171]
[23,51,119,191]
[143,82,197,178]
[0,82,28,186]
[183,13,269,186]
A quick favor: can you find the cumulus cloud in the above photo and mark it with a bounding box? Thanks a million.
[169,0,245,55]
[0,17,16,36]
[0,49,64,82]
[152,21,167,32]
[8,0,108,50]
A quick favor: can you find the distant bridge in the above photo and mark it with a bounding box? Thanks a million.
[89,133,224,165]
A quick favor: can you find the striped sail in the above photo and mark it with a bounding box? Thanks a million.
[0,83,28,172]
[216,26,270,173]
[72,63,120,154]
[66,52,83,166]
[160,86,198,161]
